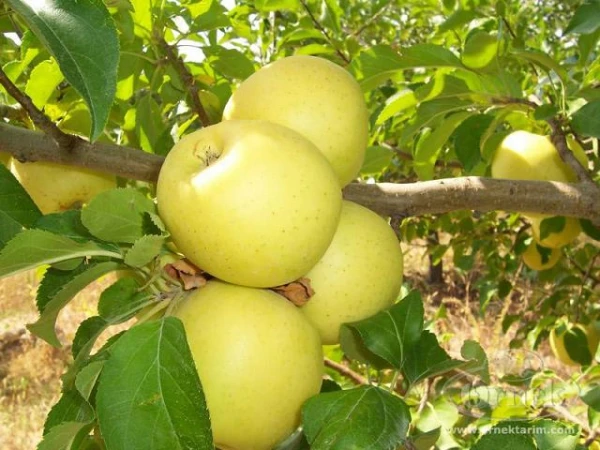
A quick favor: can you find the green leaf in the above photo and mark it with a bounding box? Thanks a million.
[352,44,463,91]
[0,229,121,279]
[461,340,490,384]
[565,2,600,35]
[96,318,213,450]
[81,188,156,244]
[532,419,579,450]
[438,9,479,33]
[302,386,411,450]
[571,100,600,138]
[539,216,566,240]
[97,277,153,323]
[75,360,105,401]
[563,327,593,365]
[376,90,417,124]
[255,0,299,12]
[34,210,97,242]
[472,421,537,449]
[511,49,568,83]
[125,235,165,267]
[29,261,120,347]
[186,0,230,31]
[24,59,64,109]
[403,330,465,385]
[72,316,108,360]
[453,113,494,171]
[461,31,498,70]
[135,94,167,153]
[204,47,255,80]
[6,0,119,141]
[581,385,600,411]
[340,291,424,370]
[37,422,95,450]
[414,111,475,180]
[534,104,559,121]
[0,163,41,248]
[44,390,94,435]
[359,146,394,175]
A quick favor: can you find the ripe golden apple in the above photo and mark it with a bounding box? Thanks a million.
[222,55,369,187]
[156,120,342,288]
[173,281,323,450]
[10,160,116,214]
[529,215,582,249]
[491,131,587,183]
[550,322,600,366]
[521,240,560,271]
[301,201,404,344]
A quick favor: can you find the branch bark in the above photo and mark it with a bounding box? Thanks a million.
[1,123,599,222]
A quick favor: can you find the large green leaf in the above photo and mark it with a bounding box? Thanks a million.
[6,0,119,140]
[0,163,41,248]
[340,290,424,370]
[571,100,600,138]
[96,318,213,450]
[24,59,64,109]
[302,386,411,450]
[472,421,537,449]
[565,2,600,35]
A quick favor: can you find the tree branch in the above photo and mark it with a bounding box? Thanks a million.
[156,37,212,128]
[299,0,350,64]
[0,66,77,150]
[324,357,368,385]
[1,123,599,222]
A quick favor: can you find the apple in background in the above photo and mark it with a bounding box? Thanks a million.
[521,240,560,271]
[529,215,582,249]
[156,120,342,288]
[301,201,404,344]
[550,322,600,366]
[173,281,323,450]
[10,160,116,214]
[223,55,369,187]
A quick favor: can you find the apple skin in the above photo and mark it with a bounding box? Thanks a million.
[550,323,599,366]
[9,160,116,214]
[491,131,587,183]
[301,201,404,344]
[529,216,582,249]
[173,281,323,450]
[222,55,369,187]
[156,120,342,288]
[521,241,560,271]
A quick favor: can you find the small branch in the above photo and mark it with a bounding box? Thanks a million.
[547,118,595,184]
[299,0,350,64]
[324,357,368,385]
[352,2,391,38]
[157,37,211,127]
[0,66,77,149]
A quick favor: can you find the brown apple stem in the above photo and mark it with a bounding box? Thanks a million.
[324,357,368,386]
[0,66,77,150]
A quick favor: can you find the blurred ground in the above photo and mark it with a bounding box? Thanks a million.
[0,242,576,449]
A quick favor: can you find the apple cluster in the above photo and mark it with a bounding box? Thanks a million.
[156,56,404,450]
[491,130,588,271]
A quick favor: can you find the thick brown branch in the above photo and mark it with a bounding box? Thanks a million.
[548,119,595,184]
[1,123,599,222]
[0,66,76,150]
[324,357,368,385]
[0,123,163,182]
[157,37,211,127]
[343,178,600,223]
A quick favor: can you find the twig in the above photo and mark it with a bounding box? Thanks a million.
[352,3,392,38]
[299,0,350,64]
[0,66,77,150]
[324,357,368,385]
[542,403,591,437]
[157,37,211,127]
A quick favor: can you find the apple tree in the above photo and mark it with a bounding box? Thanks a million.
[0,0,599,449]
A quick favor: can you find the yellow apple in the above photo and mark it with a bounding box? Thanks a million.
[173,281,323,450]
[156,120,342,288]
[0,152,10,167]
[491,131,587,183]
[9,160,116,214]
[521,240,560,271]
[222,55,369,187]
[550,322,599,366]
[300,201,404,344]
[529,215,582,249]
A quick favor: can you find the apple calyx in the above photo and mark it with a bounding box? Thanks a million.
[164,259,210,290]
[271,277,314,306]
[193,145,221,169]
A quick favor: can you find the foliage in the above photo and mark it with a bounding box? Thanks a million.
[0,0,599,449]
